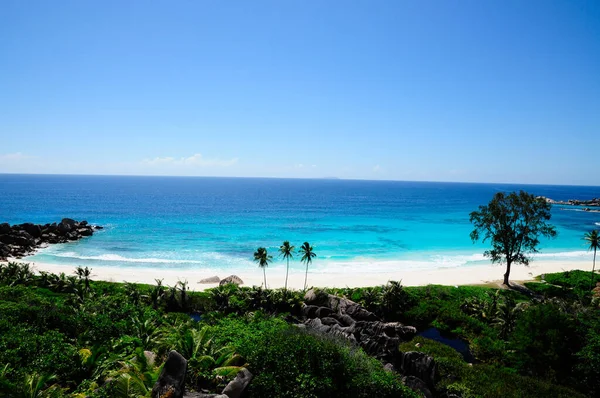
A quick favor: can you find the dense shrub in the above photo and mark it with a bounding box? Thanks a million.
[542,270,595,290]
[524,282,576,299]
[508,302,582,384]
[399,337,585,398]
[210,314,417,398]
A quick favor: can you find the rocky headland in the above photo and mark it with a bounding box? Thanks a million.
[539,196,600,212]
[0,218,102,261]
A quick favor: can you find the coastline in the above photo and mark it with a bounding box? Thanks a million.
[5,257,592,290]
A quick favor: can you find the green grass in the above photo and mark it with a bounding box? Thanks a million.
[541,270,595,290]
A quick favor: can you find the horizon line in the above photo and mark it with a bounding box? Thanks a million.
[0,172,599,188]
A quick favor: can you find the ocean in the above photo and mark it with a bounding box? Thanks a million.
[0,174,598,274]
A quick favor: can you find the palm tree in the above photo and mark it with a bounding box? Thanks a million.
[75,266,92,293]
[584,230,600,289]
[298,242,316,290]
[279,241,295,291]
[253,247,272,288]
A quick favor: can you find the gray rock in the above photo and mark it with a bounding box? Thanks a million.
[337,314,357,327]
[220,275,244,286]
[78,228,93,237]
[221,368,253,398]
[144,350,157,367]
[383,363,396,372]
[321,317,342,326]
[304,288,379,321]
[151,350,187,398]
[0,223,10,234]
[315,306,334,318]
[301,304,319,318]
[403,375,434,398]
[60,218,78,228]
[398,351,437,388]
[198,276,221,284]
[19,223,42,238]
[57,222,72,234]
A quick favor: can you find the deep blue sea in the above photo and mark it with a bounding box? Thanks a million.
[1,174,599,273]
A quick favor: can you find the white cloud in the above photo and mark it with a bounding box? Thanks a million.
[141,153,238,168]
[373,164,383,173]
[0,152,34,161]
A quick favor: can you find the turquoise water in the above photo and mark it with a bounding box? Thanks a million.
[0,175,598,273]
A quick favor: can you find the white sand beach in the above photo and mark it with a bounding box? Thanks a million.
[6,257,592,291]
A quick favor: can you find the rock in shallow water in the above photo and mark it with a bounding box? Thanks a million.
[0,219,100,261]
[219,275,243,286]
[198,276,221,284]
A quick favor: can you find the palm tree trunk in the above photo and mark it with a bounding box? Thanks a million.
[284,258,289,292]
[263,267,267,289]
[304,263,308,290]
[591,248,596,290]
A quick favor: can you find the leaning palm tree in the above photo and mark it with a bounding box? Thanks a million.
[584,230,600,289]
[253,247,272,288]
[279,241,295,291]
[298,242,316,290]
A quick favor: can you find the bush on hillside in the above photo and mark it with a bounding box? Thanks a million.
[210,314,417,398]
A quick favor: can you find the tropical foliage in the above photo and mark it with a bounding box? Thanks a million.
[584,230,599,289]
[298,241,316,290]
[278,241,295,291]
[0,262,598,397]
[253,247,272,288]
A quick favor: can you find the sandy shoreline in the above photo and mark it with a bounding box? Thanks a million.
[3,257,592,290]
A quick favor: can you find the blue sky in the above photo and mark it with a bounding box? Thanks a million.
[1,0,599,184]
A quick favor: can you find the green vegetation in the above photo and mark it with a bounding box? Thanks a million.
[584,230,599,289]
[0,260,598,397]
[469,191,557,285]
[299,241,316,290]
[253,247,272,288]
[278,240,295,291]
[397,337,584,398]
[0,262,415,397]
[326,275,599,397]
[208,314,416,398]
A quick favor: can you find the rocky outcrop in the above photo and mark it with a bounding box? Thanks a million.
[301,289,438,396]
[220,275,243,286]
[302,289,417,358]
[152,351,188,398]
[541,196,600,208]
[221,368,253,398]
[198,276,221,284]
[398,351,438,388]
[0,219,102,261]
[152,351,253,398]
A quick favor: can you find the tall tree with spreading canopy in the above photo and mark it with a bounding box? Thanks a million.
[253,247,272,288]
[279,241,295,292]
[469,191,556,286]
[584,230,599,289]
[298,242,316,290]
